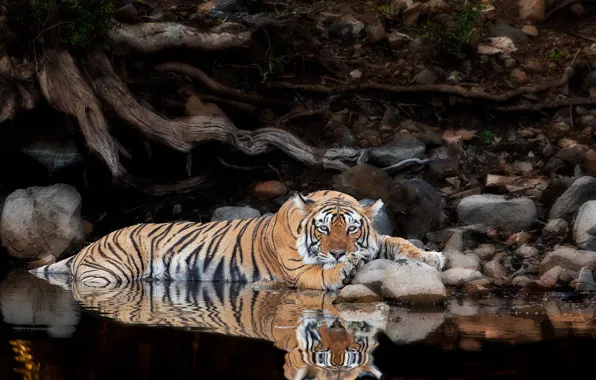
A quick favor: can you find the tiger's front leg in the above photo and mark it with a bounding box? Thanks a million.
[289,254,367,290]
[377,235,445,272]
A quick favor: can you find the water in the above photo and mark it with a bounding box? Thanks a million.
[0,269,595,380]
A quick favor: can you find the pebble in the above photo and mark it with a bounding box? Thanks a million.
[510,68,528,84]
[521,25,538,37]
[519,0,545,23]
[473,244,497,261]
[572,200,596,250]
[441,268,484,287]
[253,181,288,200]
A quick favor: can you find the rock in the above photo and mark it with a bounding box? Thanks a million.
[332,284,383,303]
[366,23,386,43]
[489,24,529,45]
[253,181,288,200]
[414,69,437,85]
[483,259,507,279]
[369,134,426,167]
[510,68,528,84]
[389,179,442,239]
[402,2,423,25]
[519,0,545,23]
[504,58,516,68]
[555,147,585,165]
[388,31,412,49]
[359,199,394,235]
[570,2,586,17]
[549,176,596,220]
[444,232,463,252]
[353,259,394,293]
[211,206,261,221]
[349,69,362,79]
[516,245,539,259]
[381,259,447,305]
[456,194,537,232]
[446,71,464,84]
[390,0,414,15]
[19,125,84,174]
[26,255,56,269]
[539,247,596,274]
[334,164,393,201]
[548,122,571,140]
[408,239,425,249]
[427,224,487,247]
[328,22,354,41]
[576,267,596,291]
[572,200,596,250]
[444,251,481,271]
[540,265,562,287]
[473,244,497,261]
[542,218,569,240]
[524,58,542,73]
[171,204,182,216]
[357,129,381,147]
[0,184,84,261]
[512,275,532,287]
[114,4,138,24]
[521,25,538,37]
[441,268,484,287]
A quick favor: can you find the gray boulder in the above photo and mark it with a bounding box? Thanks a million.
[0,184,84,261]
[211,206,261,221]
[332,284,383,304]
[360,198,394,235]
[352,259,394,293]
[456,194,536,232]
[368,134,426,167]
[572,200,596,250]
[576,267,596,291]
[549,176,596,221]
[444,250,481,271]
[539,246,596,274]
[441,268,484,287]
[390,178,442,239]
[381,259,446,305]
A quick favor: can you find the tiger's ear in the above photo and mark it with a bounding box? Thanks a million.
[362,199,384,220]
[293,193,317,215]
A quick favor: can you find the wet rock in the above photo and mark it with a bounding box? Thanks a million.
[549,176,596,221]
[360,199,394,235]
[473,244,497,261]
[381,259,447,305]
[383,310,445,343]
[510,68,528,84]
[369,134,426,167]
[334,164,393,201]
[521,25,538,37]
[572,200,596,250]
[539,247,596,275]
[516,245,539,259]
[542,218,569,240]
[456,194,537,232]
[576,267,596,291]
[483,259,507,279]
[366,22,386,43]
[253,180,288,200]
[512,275,532,287]
[114,4,138,23]
[0,184,84,261]
[402,2,423,25]
[444,251,481,271]
[332,284,383,304]
[352,259,393,293]
[211,206,261,221]
[389,179,442,239]
[540,265,562,287]
[441,268,484,287]
[489,24,529,45]
[414,69,437,85]
[519,0,545,23]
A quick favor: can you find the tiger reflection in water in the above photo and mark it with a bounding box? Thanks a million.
[65,278,385,380]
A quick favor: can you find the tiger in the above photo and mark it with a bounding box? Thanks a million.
[68,280,386,380]
[30,190,445,290]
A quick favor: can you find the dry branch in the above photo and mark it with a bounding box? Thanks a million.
[108,22,252,55]
[274,67,575,103]
[38,50,120,178]
[154,62,288,107]
[120,170,212,196]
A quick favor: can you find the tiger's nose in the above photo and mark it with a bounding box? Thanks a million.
[329,250,346,260]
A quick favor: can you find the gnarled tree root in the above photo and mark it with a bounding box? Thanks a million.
[0,55,39,123]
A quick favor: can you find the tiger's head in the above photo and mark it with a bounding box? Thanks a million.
[293,192,383,268]
[284,313,382,380]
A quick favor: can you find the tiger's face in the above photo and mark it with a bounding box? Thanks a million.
[294,193,383,268]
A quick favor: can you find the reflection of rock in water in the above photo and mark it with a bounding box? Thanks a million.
[0,271,81,338]
[384,310,446,344]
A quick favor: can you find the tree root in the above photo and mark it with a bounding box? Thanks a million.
[108,22,253,55]
[267,106,330,128]
[0,55,39,123]
[195,94,259,113]
[38,50,120,178]
[119,170,213,196]
[274,67,575,103]
[154,62,288,107]
[495,97,596,111]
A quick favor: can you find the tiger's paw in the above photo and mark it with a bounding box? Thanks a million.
[422,251,445,272]
[340,255,367,286]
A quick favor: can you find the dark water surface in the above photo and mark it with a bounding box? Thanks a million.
[0,270,595,380]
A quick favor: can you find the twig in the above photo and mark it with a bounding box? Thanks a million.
[217,157,266,171]
[155,62,289,107]
[274,67,575,103]
[195,93,259,113]
[495,97,596,111]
